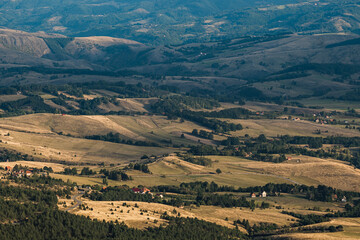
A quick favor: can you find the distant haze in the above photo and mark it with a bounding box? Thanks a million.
[0,0,358,45]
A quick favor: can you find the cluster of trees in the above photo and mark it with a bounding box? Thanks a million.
[0,83,87,97]
[63,167,77,175]
[0,81,180,117]
[153,95,220,111]
[234,219,278,236]
[87,186,155,202]
[196,193,257,209]
[43,166,54,173]
[153,181,221,195]
[240,183,359,202]
[0,96,56,115]
[88,186,186,208]
[221,137,240,146]
[194,107,253,119]
[251,153,287,163]
[154,181,359,203]
[80,167,96,175]
[189,135,360,167]
[280,135,360,148]
[234,218,343,237]
[282,211,331,226]
[88,182,261,209]
[85,132,160,147]
[127,163,151,173]
[179,110,243,133]
[340,199,360,217]
[7,164,53,174]
[188,107,279,120]
[188,145,219,155]
[191,129,214,140]
[151,96,242,133]
[99,169,132,181]
[78,81,170,99]
[0,148,35,162]
[72,97,118,115]
[64,167,132,181]
[0,81,170,99]
[177,154,212,166]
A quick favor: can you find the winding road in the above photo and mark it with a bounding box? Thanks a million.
[65,191,84,212]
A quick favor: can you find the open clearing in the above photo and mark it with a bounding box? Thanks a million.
[0,113,206,143]
[0,127,173,164]
[66,200,296,230]
[48,154,360,192]
[227,119,360,137]
[130,155,294,188]
[0,113,209,164]
[207,155,360,192]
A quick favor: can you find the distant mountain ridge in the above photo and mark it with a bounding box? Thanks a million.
[0,28,358,103]
[0,28,359,76]
[0,0,358,45]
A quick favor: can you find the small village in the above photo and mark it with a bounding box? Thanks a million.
[2,165,50,179]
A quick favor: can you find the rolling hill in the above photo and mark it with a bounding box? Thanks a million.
[0,0,358,45]
[0,29,358,103]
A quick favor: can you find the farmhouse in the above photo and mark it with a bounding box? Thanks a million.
[261,191,267,198]
[132,187,152,194]
[132,187,141,193]
[11,169,33,178]
[25,170,32,177]
[142,187,151,194]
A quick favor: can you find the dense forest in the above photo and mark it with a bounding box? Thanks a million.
[0,181,249,240]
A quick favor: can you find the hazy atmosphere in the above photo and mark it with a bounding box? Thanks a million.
[0,1,359,239]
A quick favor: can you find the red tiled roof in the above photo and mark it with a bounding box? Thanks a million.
[132,188,141,192]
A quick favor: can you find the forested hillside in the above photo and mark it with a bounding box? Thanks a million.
[0,0,358,45]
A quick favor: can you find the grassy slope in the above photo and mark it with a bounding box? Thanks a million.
[227,119,360,138]
[278,218,360,239]
[206,155,360,192]
[0,113,214,165]
[63,200,296,231]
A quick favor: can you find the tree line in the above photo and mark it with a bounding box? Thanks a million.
[85,132,160,147]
